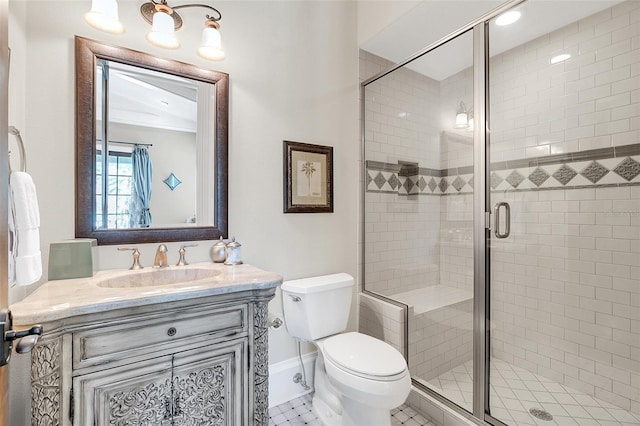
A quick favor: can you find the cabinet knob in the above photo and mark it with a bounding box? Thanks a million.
[167,327,177,336]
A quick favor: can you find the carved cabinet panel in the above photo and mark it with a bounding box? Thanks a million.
[74,357,173,425]
[73,339,245,426]
[171,339,244,426]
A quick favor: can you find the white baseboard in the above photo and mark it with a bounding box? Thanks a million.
[269,351,317,408]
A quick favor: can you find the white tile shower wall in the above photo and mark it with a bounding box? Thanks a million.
[491,186,640,414]
[362,51,442,169]
[489,1,640,161]
[359,293,406,354]
[408,301,474,382]
[365,191,441,296]
[439,194,473,293]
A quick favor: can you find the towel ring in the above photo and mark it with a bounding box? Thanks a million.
[8,126,26,172]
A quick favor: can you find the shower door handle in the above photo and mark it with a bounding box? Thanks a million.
[494,202,511,239]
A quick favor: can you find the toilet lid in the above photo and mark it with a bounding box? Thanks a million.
[322,332,406,378]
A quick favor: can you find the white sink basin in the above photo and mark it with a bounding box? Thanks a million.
[97,268,221,289]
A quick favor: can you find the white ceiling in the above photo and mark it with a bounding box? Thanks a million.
[361,0,621,81]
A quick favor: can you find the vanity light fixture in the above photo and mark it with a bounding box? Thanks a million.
[84,0,225,61]
[141,1,225,60]
[495,10,521,26]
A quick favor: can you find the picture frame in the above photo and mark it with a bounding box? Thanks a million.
[283,140,334,213]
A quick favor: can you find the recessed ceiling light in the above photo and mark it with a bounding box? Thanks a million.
[495,11,521,26]
[550,53,571,64]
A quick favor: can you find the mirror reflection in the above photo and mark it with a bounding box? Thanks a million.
[95,61,213,229]
[76,36,228,245]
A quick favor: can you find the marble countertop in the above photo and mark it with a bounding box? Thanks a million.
[10,263,283,325]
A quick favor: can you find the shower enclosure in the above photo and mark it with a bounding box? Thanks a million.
[361,0,640,424]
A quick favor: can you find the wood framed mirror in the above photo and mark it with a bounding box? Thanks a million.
[75,36,228,245]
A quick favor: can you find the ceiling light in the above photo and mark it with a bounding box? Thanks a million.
[85,0,225,61]
[84,0,124,34]
[550,53,571,64]
[495,10,521,26]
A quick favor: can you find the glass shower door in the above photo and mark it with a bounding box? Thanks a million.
[488,1,640,424]
[362,29,476,413]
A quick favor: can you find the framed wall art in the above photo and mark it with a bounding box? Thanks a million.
[283,141,333,213]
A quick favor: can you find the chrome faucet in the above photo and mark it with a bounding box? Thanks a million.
[176,243,198,266]
[153,244,169,268]
[117,247,143,270]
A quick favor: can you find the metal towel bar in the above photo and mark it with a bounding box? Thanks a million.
[8,125,26,172]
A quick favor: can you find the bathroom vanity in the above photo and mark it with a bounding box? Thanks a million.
[9,263,282,426]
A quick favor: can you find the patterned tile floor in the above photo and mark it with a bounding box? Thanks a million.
[268,392,434,426]
[426,358,640,425]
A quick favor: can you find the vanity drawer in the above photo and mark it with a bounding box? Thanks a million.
[73,305,247,370]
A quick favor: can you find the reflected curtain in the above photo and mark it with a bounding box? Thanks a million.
[130,146,153,228]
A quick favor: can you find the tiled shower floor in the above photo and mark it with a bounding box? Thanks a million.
[426,358,640,425]
[268,392,434,426]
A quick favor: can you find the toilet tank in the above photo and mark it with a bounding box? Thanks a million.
[281,273,353,341]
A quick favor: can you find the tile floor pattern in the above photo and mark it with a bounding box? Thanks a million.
[268,393,434,426]
[426,358,640,425]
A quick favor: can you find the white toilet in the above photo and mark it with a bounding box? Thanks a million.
[281,273,411,426]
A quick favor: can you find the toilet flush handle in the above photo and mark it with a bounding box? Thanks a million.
[288,295,301,302]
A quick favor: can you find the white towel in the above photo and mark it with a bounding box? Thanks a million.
[7,182,17,285]
[10,171,42,286]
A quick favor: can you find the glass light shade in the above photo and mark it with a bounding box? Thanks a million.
[198,26,225,61]
[84,0,124,34]
[455,112,469,129]
[467,116,474,132]
[146,11,179,49]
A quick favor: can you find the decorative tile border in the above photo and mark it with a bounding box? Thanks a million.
[366,143,640,196]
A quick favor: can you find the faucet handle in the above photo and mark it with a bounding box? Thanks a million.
[176,244,198,266]
[117,247,144,270]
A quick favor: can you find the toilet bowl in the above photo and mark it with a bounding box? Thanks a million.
[315,332,411,426]
[281,274,411,426]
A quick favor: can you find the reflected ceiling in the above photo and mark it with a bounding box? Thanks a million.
[97,62,197,132]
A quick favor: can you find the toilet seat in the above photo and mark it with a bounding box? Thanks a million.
[321,332,407,381]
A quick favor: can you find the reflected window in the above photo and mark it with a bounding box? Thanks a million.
[96,150,132,229]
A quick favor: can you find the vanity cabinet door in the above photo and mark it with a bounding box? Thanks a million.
[73,338,247,426]
[172,338,247,426]
[73,357,174,426]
